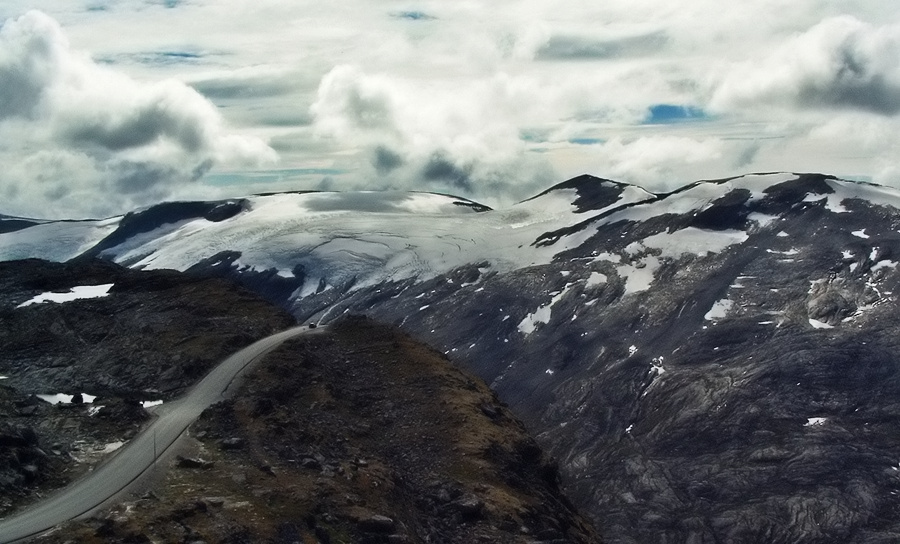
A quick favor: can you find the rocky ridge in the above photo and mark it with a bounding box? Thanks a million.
[0,260,598,543]
[0,258,295,516]
[34,317,599,544]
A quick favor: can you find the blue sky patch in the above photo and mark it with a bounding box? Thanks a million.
[645,104,708,124]
[568,137,605,145]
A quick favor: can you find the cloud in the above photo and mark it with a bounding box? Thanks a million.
[0,10,276,218]
[712,16,900,115]
[372,146,403,175]
[534,31,669,61]
[310,64,555,202]
[591,136,725,190]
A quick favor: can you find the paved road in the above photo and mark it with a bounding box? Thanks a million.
[0,325,317,543]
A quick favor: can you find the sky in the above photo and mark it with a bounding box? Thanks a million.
[1,1,900,219]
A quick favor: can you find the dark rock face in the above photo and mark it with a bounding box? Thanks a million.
[0,258,295,514]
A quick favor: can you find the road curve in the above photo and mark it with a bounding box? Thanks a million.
[0,325,317,543]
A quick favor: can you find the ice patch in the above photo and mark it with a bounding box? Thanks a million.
[545,369,555,375]
[17,284,114,308]
[852,229,870,239]
[141,400,164,408]
[777,231,789,237]
[805,417,827,427]
[842,250,854,259]
[37,393,97,405]
[766,248,799,256]
[873,260,899,272]
[803,193,827,203]
[642,228,749,258]
[617,256,661,295]
[748,212,779,227]
[808,318,834,329]
[704,299,733,321]
[825,194,848,213]
[586,272,608,287]
[99,441,125,454]
[518,287,571,335]
[628,345,638,357]
[591,252,622,263]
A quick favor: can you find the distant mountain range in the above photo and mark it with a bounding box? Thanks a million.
[5,172,900,542]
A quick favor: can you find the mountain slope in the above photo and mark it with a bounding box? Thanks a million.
[6,173,900,542]
[0,261,599,544]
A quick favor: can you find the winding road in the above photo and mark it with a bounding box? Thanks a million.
[0,325,317,543]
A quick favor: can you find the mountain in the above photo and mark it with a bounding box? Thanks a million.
[0,260,597,543]
[6,172,900,542]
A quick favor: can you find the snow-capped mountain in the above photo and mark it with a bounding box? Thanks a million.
[6,172,900,543]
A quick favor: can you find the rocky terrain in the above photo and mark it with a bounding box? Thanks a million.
[7,172,900,542]
[33,317,599,544]
[0,258,295,516]
[0,260,598,543]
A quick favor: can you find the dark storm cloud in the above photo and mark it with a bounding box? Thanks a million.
[112,161,180,194]
[373,146,404,175]
[536,31,668,60]
[421,152,472,191]
[797,48,900,115]
[64,103,207,152]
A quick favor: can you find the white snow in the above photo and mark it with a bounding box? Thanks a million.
[808,318,834,329]
[872,260,899,272]
[617,256,661,295]
[37,393,97,405]
[99,441,125,454]
[777,231,789,237]
[141,400,164,408]
[852,229,870,239]
[17,284,114,308]
[704,299,733,321]
[591,252,622,263]
[586,272,608,286]
[748,212,779,227]
[842,250,854,259]
[628,345,638,357]
[518,287,571,335]
[825,194,848,213]
[805,417,827,427]
[0,217,120,262]
[642,228,749,258]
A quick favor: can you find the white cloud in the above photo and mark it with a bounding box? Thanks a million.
[712,16,900,115]
[0,10,275,218]
[4,2,900,216]
[310,65,558,201]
